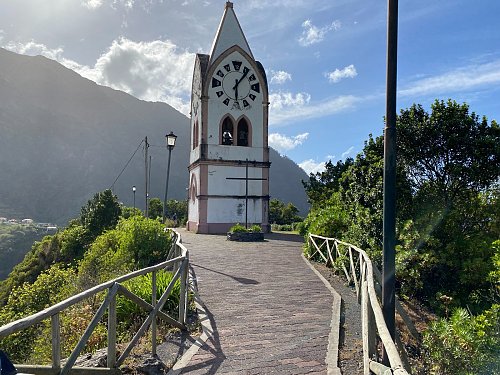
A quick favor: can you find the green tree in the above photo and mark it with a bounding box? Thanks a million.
[148,197,163,219]
[121,206,142,219]
[269,199,300,225]
[269,199,285,224]
[397,100,500,206]
[301,99,499,314]
[302,158,353,208]
[166,199,188,225]
[80,189,121,237]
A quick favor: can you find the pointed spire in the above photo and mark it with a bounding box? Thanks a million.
[209,1,253,64]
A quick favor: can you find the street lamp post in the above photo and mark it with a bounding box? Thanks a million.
[382,0,398,364]
[163,131,177,223]
[132,185,136,211]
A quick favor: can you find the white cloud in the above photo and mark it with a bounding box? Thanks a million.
[82,0,103,9]
[299,159,326,175]
[5,38,195,115]
[269,91,311,111]
[90,38,194,109]
[270,92,359,126]
[5,40,65,61]
[298,19,341,47]
[269,132,308,153]
[325,64,357,83]
[270,70,292,85]
[399,59,500,97]
[245,0,306,9]
[341,146,354,159]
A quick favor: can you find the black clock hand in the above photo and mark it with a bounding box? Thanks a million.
[234,79,239,99]
[233,69,249,91]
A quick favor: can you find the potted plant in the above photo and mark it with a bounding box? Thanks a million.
[227,223,264,242]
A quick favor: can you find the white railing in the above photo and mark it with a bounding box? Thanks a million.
[0,229,189,375]
[308,234,418,375]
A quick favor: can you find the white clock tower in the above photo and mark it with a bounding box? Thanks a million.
[187,1,270,234]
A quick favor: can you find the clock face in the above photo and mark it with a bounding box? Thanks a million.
[211,60,260,110]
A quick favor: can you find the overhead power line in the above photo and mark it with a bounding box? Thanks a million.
[110,139,144,190]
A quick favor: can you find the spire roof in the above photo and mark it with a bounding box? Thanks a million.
[209,1,253,64]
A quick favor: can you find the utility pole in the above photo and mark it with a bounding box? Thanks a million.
[382,0,398,364]
[149,155,152,216]
[144,136,149,218]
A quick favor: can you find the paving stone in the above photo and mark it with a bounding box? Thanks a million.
[176,230,335,374]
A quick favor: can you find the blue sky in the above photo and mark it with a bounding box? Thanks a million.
[1,0,499,174]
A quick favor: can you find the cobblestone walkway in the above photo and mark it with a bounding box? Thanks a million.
[173,229,337,374]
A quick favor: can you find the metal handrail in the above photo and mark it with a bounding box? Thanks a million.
[308,233,413,375]
[0,229,189,375]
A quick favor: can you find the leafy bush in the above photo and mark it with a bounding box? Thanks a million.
[78,216,173,288]
[164,218,177,228]
[29,302,108,364]
[229,223,247,233]
[271,224,292,231]
[423,305,500,374]
[116,270,180,323]
[249,224,262,233]
[0,265,76,362]
[80,189,121,237]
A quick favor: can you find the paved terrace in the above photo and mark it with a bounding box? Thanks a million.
[170,229,340,375]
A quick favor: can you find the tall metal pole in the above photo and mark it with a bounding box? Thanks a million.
[382,0,398,364]
[163,147,173,223]
[145,136,149,218]
[245,159,249,229]
[133,186,136,211]
[148,155,152,217]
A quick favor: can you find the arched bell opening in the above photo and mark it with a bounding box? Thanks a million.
[236,118,251,147]
[220,116,235,145]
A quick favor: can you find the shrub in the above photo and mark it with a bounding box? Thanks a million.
[423,305,500,374]
[249,224,262,233]
[78,216,173,288]
[0,265,77,362]
[116,270,181,323]
[229,223,247,233]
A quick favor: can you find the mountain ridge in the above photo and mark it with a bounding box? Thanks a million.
[0,48,309,224]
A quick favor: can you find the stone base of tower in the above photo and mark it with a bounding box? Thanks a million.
[186,221,270,234]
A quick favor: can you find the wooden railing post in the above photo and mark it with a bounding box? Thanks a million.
[361,261,378,374]
[152,270,157,356]
[361,265,370,375]
[108,286,117,368]
[179,254,189,326]
[51,313,61,370]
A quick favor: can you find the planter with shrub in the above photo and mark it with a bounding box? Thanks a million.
[227,224,264,242]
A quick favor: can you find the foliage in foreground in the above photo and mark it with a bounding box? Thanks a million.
[301,99,499,372]
[0,189,122,304]
[423,305,500,374]
[0,190,179,363]
[117,270,181,322]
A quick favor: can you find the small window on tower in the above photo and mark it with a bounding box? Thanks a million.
[237,119,249,146]
[192,120,199,150]
[221,117,234,145]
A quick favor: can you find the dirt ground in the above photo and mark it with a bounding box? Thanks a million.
[312,261,435,374]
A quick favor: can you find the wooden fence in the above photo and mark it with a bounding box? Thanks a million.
[0,230,189,375]
[308,234,419,375]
